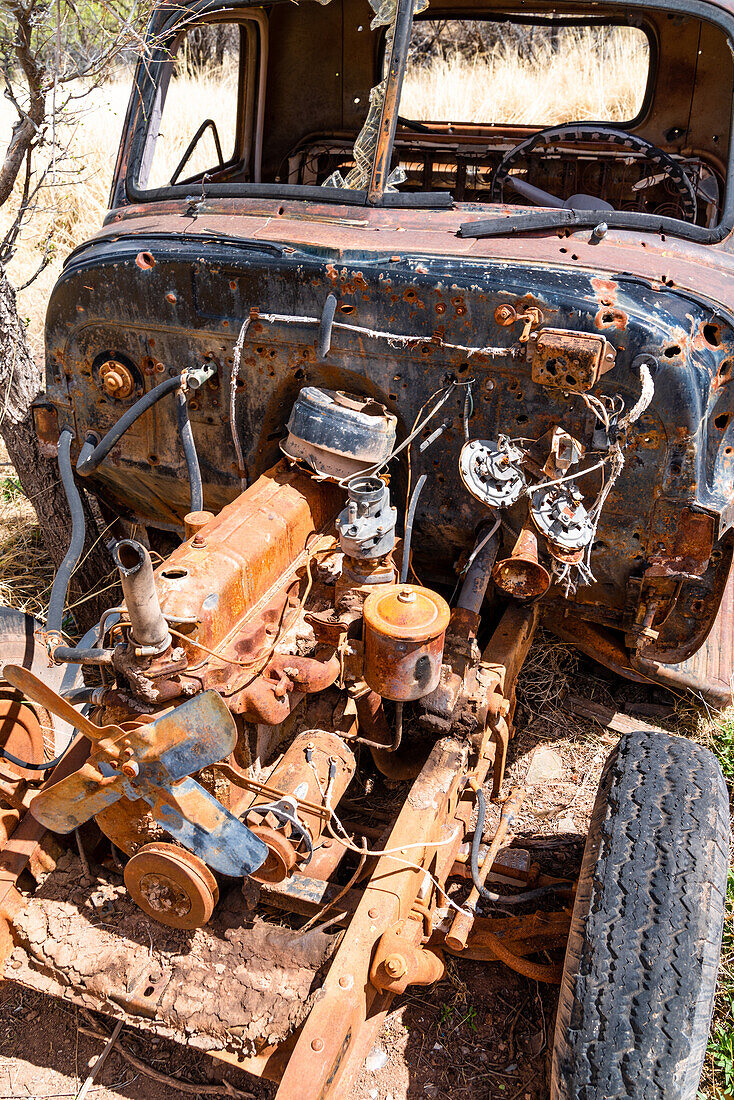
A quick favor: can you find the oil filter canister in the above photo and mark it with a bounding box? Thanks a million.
[362,584,451,701]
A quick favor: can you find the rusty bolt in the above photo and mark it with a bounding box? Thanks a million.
[192,533,207,548]
[384,954,407,979]
[495,304,516,326]
[121,761,140,778]
[311,1038,324,1052]
[99,360,134,400]
[368,908,379,919]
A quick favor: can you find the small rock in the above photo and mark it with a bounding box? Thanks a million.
[432,1042,442,1051]
[556,816,576,833]
[365,1046,388,1072]
[525,746,563,785]
[369,1090,379,1099]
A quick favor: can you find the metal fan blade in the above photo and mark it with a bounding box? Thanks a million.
[126,691,238,780]
[147,777,268,877]
[30,762,126,833]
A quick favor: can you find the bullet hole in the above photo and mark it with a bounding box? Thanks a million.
[703,322,722,347]
[715,413,731,430]
[340,304,355,314]
[136,251,155,270]
[663,345,681,358]
[719,360,732,381]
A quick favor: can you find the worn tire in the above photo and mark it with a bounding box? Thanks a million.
[551,729,729,1100]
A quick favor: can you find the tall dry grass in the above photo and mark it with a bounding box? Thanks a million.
[0,66,239,356]
[401,26,649,124]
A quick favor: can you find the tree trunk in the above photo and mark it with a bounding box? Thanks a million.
[0,264,113,633]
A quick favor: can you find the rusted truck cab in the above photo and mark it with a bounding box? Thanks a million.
[4,0,733,1096]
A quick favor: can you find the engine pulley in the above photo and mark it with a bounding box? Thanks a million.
[124,841,219,929]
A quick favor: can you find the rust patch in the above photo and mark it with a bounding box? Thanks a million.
[594,307,628,330]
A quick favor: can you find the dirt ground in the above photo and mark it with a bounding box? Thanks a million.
[0,635,682,1100]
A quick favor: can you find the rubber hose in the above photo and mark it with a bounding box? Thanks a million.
[472,787,573,907]
[76,373,182,475]
[175,389,203,513]
[46,429,86,638]
[0,702,90,772]
[401,473,428,584]
[53,645,113,665]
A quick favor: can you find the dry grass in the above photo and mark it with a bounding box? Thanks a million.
[401,27,649,125]
[0,66,238,357]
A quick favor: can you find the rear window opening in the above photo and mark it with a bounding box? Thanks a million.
[399,21,651,126]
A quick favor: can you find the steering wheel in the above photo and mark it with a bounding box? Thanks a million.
[490,123,697,223]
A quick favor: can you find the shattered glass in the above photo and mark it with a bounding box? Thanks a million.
[323,0,428,192]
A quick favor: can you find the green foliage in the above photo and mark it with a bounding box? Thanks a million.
[703,738,734,1097]
[0,476,24,503]
[710,714,734,782]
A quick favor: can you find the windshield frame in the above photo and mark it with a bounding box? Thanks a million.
[116,0,734,243]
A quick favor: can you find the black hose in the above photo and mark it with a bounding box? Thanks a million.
[46,429,86,639]
[175,389,203,513]
[0,703,90,772]
[471,788,573,907]
[62,686,97,703]
[76,373,182,476]
[401,473,428,584]
[53,645,113,665]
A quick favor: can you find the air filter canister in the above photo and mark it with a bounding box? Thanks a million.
[362,584,451,702]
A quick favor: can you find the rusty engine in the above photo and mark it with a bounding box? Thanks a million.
[11,319,720,924]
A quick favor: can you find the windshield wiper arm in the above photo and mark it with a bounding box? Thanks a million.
[457,209,610,238]
[457,207,717,244]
